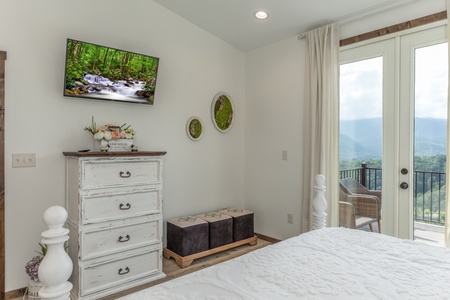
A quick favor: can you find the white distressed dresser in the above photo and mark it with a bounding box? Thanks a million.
[63,151,167,300]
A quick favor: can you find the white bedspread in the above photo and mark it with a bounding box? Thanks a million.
[120,227,450,299]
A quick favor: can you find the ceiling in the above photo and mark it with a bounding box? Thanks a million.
[152,0,413,52]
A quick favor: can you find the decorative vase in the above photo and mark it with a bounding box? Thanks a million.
[99,139,109,152]
[27,279,43,300]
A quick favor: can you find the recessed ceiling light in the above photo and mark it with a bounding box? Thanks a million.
[255,11,268,20]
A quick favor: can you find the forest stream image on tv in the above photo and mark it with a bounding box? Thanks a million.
[63,39,159,105]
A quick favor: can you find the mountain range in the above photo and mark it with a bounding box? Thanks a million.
[340,118,447,161]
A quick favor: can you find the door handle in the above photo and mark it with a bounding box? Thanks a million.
[401,168,408,175]
[400,182,409,189]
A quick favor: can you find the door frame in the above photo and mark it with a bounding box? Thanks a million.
[1,50,6,299]
[340,21,447,238]
[340,38,397,236]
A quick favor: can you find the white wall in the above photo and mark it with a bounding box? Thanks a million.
[244,0,446,240]
[1,0,246,291]
[245,37,305,240]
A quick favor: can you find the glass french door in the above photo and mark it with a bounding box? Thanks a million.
[339,24,448,240]
[340,39,396,236]
[399,26,447,243]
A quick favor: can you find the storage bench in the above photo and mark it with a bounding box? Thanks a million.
[164,209,256,268]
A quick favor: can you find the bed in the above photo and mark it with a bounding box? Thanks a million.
[117,175,450,300]
[119,227,450,299]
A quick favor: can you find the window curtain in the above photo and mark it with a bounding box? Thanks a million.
[445,1,450,248]
[301,23,340,233]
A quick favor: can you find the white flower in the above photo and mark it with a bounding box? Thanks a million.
[93,131,104,140]
[125,132,133,139]
[103,131,113,141]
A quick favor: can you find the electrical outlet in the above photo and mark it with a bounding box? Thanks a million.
[12,153,36,168]
[287,213,293,224]
[282,150,288,161]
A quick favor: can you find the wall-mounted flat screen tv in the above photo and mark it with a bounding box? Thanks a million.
[63,38,159,105]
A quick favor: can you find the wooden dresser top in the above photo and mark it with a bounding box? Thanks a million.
[63,151,167,157]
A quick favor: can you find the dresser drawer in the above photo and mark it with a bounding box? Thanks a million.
[81,246,162,297]
[80,158,161,190]
[82,188,161,225]
[81,216,161,260]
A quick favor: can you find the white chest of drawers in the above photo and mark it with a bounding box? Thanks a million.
[63,151,166,300]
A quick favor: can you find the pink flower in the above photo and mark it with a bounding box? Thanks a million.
[111,131,124,140]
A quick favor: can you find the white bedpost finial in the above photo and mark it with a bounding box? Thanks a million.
[312,174,327,230]
[38,206,73,300]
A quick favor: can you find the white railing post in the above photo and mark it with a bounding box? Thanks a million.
[38,206,73,300]
[312,174,327,230]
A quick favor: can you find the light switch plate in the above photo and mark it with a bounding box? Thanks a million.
[12,153,36,168]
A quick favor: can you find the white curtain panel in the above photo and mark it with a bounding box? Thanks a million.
[445,0,450,248]
[301,23,340,233]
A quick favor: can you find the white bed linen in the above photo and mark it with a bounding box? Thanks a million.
[120,227,450,299]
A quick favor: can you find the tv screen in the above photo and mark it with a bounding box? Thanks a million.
[63,39,159,105]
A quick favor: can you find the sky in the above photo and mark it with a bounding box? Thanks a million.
[340,56,383,121]
[415,42,448,119]
[340,42,448,121]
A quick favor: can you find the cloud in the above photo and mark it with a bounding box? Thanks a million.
[340,42,448,121]
[340,57,382,121]
[414,42,448,119]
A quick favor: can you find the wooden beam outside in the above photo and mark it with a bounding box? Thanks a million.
[340,11,447,47]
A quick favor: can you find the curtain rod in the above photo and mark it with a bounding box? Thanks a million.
[297,25,335,40]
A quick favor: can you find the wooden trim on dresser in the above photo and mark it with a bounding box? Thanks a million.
[0,50,6,299]
[340,11,447,47]
[62,151,167,157]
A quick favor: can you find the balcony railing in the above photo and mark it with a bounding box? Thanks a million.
[340,163,446,226]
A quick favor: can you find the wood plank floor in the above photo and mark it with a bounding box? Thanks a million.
[100,238,273,299]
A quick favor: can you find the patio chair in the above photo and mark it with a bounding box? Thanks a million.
[339,186,381,233]
[340,177,382,202]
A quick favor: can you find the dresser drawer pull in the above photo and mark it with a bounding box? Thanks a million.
[118,267,130,275]
[119,203,131,210]
[118,235,130,243]
[119,171,131,178]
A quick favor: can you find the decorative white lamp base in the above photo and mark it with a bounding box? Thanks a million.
[38,206,73,300]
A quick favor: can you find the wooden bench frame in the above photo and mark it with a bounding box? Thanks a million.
[163,235,258,268]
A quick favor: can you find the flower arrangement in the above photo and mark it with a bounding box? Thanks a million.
[25,243,47,282]
[84,116,135,141]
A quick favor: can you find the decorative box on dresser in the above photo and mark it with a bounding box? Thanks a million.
[63,151,167,300]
